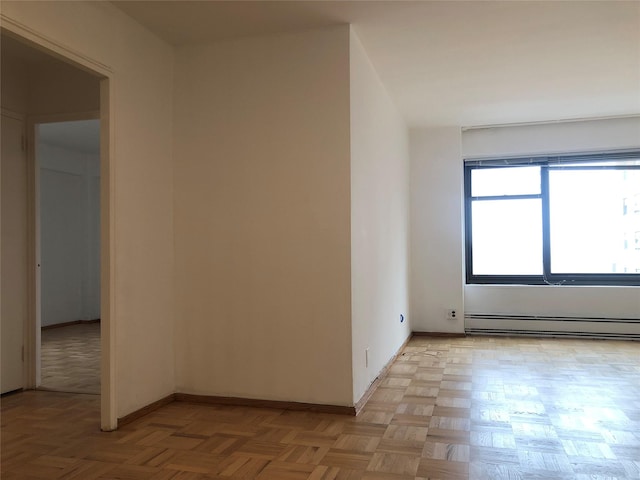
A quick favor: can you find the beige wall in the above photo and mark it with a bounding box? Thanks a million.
[1,113,28,394]
[2,1,176,417]
[1,52,28,113]
[349,29,410,403]
[1,33,99,116]
[29,60,99,115]
[173,26,353,406]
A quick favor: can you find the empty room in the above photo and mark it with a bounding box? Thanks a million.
[1,1,638,479]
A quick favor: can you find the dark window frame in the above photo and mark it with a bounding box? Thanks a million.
[464,150,640,286]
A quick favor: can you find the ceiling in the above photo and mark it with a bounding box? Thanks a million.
[113,0,640,127]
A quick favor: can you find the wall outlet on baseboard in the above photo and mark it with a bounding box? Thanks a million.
[447,309,457,320]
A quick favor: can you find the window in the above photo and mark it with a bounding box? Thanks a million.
[464,151,640,285]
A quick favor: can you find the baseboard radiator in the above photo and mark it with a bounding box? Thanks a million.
[465,314,640,340]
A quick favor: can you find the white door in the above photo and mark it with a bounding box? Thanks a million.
[1,113,27,394]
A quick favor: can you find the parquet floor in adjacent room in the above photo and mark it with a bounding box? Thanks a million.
[40,322,100,395]
[2,335,639,479]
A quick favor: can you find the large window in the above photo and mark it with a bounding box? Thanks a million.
[464,151,640,285]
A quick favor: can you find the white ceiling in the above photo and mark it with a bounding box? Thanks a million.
[113,0,640,127]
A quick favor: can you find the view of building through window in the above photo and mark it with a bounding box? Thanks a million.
[549,168,640,274]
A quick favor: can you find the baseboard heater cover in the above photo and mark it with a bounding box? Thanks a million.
[465,314,640,340]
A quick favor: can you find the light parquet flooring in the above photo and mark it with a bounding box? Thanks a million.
[2,336,639,479]
[40,323,100,395]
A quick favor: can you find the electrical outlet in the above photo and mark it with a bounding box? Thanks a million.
[400,314,404,323]
[447,309,457,320]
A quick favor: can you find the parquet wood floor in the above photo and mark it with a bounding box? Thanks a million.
[2,336,639,479]
[40,323,100,395]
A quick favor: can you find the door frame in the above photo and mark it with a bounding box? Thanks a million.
[1,19,117,431]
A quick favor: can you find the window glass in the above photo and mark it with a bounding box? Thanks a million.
[549,169,640,274]
[465,152,640,285]
[471,166,540,197]
[471,199,543,275]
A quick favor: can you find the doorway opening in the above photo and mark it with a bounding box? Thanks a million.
[0,27,115,429]
[36,119,101,395]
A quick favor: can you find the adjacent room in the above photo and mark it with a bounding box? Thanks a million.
[38,119,101,395]
[1,33,102,396]
[1,1,638,479]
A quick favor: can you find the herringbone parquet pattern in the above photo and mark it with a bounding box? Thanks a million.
[40,323,100,395]
[2,335,639,479]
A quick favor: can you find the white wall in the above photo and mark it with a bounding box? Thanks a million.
[349,29,410,403]
[463,117,640,326]
[409,128,465,333]
[2,1,176,417]
[173,26,354,406]
[39,141,100,326]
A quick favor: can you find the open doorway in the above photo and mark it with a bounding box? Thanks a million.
[1,28,115,428]
[36,119,100,394]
